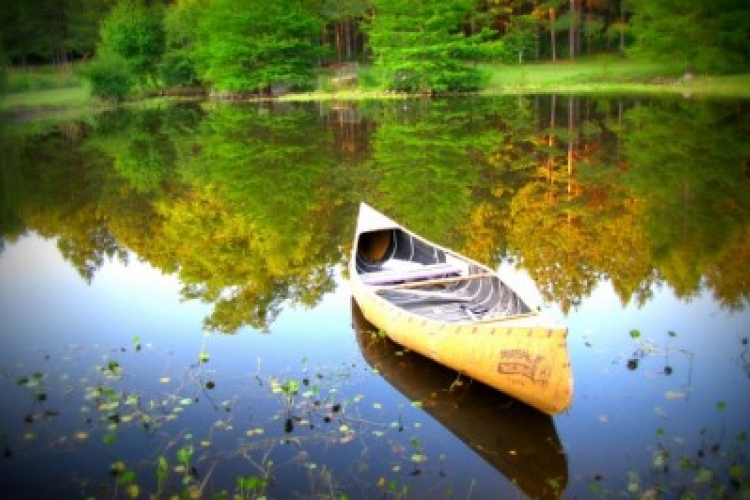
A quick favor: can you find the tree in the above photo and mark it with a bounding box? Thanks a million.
[160,0,204,86]
[365,0,492,93]
[628,0,750,73]
[100,0,166,84]
[193,0,323,93]
[0,0,115,65]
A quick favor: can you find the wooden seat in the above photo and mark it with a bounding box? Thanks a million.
[360,262,462,285]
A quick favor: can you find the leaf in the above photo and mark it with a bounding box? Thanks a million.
[665,390,686,399]
[629,329,641,339]
[729,464,743,479]
[126,484,139,499]
[694,466,712,484]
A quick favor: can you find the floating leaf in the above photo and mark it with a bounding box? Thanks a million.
[629,329,641,339]
[73,431,89,441]
[117,470,135,486]
[730,464,744,479]
[110,461,126,475]
[694,466,713,484]
[652,449,668,468]
[411,454,426,463]
[340,433,355,444]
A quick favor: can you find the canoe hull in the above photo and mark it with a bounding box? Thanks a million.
[350,203,573,415]
[351,278,572,415]
[352,299,568,499]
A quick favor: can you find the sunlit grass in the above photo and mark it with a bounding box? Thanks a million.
[0,86,90,109]
[480,57,750,97]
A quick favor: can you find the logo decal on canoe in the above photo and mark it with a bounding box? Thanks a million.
[497,349,551,385]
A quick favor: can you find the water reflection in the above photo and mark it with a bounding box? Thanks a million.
[352,299,567,499]
[2,96,748,332]
[1,94,750,498]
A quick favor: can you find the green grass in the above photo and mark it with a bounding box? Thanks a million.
[0,86,90,108]
[4,64,84,92]
[480,57,750,97]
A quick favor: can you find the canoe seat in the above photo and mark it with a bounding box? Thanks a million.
[360,262,463,285]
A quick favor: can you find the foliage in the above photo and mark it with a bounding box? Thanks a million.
[80,52,134,102]
[159,0,204,87]
[365,0,492,92]
[628,0,750,73]
[99,0,166,85]
[193,0,323,93]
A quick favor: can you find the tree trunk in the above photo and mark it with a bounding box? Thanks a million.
[550,8,557,62]
[569,0,576,60]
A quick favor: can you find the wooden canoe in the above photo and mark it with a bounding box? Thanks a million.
[352,299,568,499]
[350,202,573,415]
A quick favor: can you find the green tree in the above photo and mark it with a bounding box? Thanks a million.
[194,0,323,93]
[628,0,750,73]
[365,0,492,92]
[0,0,114,65]
[160,0,204,87]
[100,0,166,84]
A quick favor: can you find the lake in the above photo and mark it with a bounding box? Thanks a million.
[1,95,749,499]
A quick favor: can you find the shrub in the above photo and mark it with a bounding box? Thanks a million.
[80,53,134,103]
[159,52,199,87]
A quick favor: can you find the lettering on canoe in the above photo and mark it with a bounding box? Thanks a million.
[497,349,551,386]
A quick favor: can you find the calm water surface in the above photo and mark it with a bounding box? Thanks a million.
[1,96,749,499]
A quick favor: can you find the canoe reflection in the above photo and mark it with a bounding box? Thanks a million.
[352,299,568,499]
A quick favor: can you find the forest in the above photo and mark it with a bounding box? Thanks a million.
[1,0,749,97]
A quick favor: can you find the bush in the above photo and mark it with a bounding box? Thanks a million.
[159,52,199,87]
[80,53,134,103]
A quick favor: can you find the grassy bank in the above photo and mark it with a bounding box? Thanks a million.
[3,58,750,123]
[481,58,750,97]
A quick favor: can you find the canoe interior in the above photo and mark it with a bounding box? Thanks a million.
[356,228,532,324]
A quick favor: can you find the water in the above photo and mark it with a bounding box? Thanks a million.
[1,95,749,499]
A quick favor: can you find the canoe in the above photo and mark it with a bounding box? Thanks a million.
[350,202,573,415]
[352,299,568,499]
